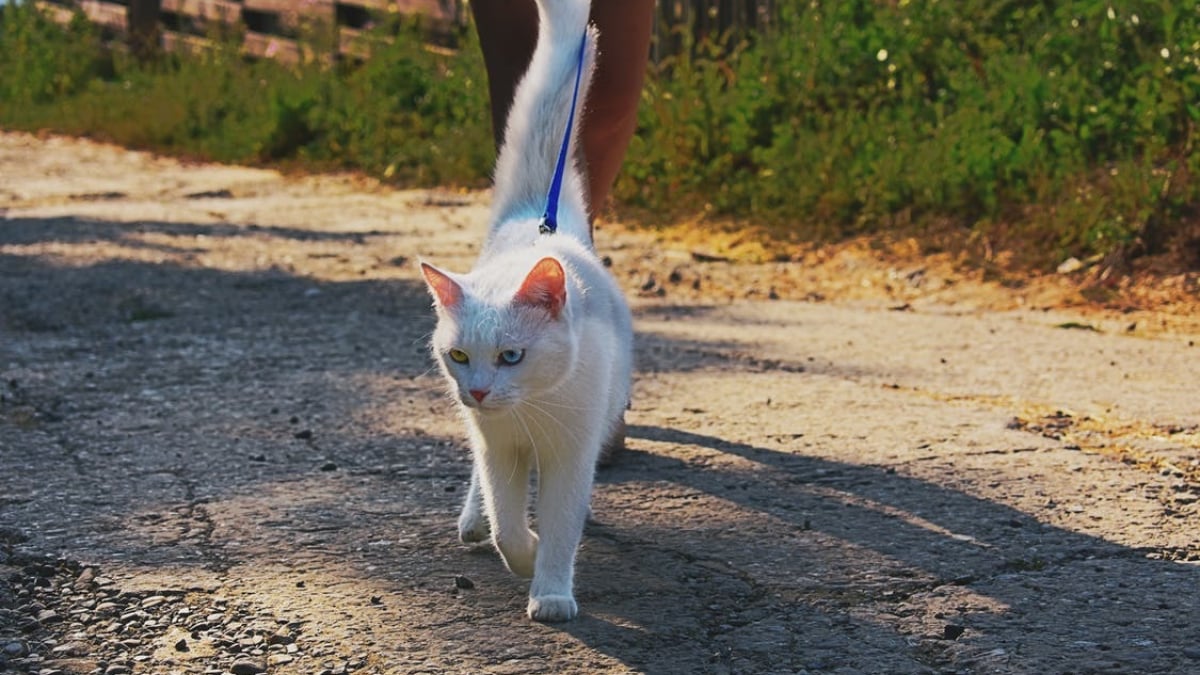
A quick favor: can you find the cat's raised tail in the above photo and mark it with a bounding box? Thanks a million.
[488,0,598,248]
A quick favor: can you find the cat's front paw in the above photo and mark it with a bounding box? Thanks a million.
[457,508,490,544]
[527,594,578,622]
[495,532,538,578]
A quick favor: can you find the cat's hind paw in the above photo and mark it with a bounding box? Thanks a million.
[527,594,578,622]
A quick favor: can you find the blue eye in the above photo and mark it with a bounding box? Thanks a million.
[498,349,525,366]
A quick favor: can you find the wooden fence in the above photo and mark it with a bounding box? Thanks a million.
[34,0,778,65]
[35,0,465,63]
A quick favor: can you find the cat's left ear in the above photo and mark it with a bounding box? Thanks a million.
[515,257,566,319]
[420,261,464,311]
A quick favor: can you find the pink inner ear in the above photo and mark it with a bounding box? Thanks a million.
[515,257,566,318]
[420,262,463,309]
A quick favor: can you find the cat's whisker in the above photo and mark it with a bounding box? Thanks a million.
[524,395,591,413]
[507,410,534,485]
[516,402,573,478]
[512,408,547,487]
[521,399,588,451]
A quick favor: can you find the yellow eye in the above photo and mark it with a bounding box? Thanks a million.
[448,348,469,364]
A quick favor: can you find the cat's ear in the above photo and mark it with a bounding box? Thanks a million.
[420,262,463,311]
[515,257,566,319]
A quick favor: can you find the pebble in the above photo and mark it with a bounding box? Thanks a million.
[36,609,61,624]
[141,595,167,610]
[105,665,131,675]
[230,657,268,675]
[1183,646,1200,660]
[943,624,966,640]
[75,568,96,587]
[3,641,30,658]
[51,641,88,656]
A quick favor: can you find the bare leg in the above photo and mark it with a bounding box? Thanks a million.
[579,0,655,220]
[471,0,655,229]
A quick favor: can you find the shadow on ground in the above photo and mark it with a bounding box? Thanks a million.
[2,214,1198,674]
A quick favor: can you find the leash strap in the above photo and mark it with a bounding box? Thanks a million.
[539,31,588,235]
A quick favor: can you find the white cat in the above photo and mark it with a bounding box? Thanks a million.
[419,0,632,622]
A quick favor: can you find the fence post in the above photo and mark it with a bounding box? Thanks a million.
[127,0,162,60]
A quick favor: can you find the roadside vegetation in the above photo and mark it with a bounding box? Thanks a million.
[2,0,1198,272]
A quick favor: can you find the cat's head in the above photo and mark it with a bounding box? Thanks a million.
[420,256,576,413]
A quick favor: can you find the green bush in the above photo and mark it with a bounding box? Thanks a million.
[0,2,108,106]
[619,0,1200,265]
[0,2,492,187]
[1,0,1197,269]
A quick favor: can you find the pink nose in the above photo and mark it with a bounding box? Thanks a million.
[469,389,489,403]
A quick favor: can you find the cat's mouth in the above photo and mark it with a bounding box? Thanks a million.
[461,395,510,413]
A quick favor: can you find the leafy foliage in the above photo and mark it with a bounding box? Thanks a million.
[0,2,492,187]
[1,0,1197,268]
[620,0,1200,265]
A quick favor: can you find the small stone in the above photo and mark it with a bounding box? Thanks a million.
[267,628,294,646]
[943,624,966,640]
[75,568,96,587]
[36,609,60,624]
[105,666,132,675]
[320,461,337,471]
[51,641,88,656]
[1057,257,1084,274]
[454,575,474,590]
[268,654,294,666]
[230,658,267,675]
[3,641,29,658]
[118,610,147,624]
[1183,646,1200,660]
[294,429,314,440]
[175,638,189,652]
[141,595,166,610]
[239,634,264,647]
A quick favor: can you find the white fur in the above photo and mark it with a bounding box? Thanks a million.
[419,0,632,623]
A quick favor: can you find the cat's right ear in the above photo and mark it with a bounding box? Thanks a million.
[420,262,463,311]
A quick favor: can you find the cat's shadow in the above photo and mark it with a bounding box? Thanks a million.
[547,424,1199,673]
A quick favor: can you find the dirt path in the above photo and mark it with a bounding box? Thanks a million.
[1,132,1198,674]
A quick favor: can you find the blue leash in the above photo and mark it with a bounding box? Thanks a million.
[539,31,588,235]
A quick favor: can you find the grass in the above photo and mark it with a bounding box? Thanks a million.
[2,0,1198,273]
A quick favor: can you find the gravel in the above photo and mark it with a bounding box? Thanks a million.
[1,545,314,675]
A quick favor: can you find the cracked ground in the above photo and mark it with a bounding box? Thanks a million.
[1,132,1199,674]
